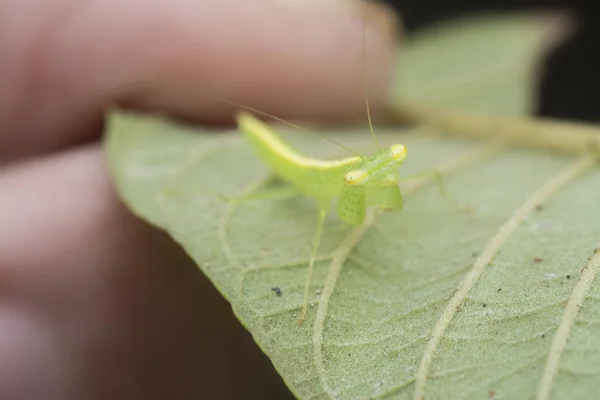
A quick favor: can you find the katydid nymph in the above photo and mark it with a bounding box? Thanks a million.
[229,3,418,324]
[235,111,409,323]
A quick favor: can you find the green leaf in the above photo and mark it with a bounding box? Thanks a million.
[105,12,600,400]
[394,12,549,116]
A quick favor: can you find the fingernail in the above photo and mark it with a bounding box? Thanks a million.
[278,0,402,42]
[358,1,403,45]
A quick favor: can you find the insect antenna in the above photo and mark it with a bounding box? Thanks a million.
[113,81,364,159]
[215,97,364,159]
[362,0,381,150]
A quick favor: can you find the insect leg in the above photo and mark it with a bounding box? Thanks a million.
[366,184,403,211]
[217,185,301,204]
[337,185,367,226]
[161,173,300,204]
[298,205,328,324]
[400,169,449,197]
[399,169,465,209]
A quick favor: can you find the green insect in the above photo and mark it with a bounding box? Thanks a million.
[235,111,410,323]
[225,1,446,323]
[154,0,441,323]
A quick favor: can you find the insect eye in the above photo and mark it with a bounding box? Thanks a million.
[344,169,368,185]
[390,144,407,161]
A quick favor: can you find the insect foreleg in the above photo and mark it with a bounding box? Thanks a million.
[367,184,404,211]
[337,186,367,226]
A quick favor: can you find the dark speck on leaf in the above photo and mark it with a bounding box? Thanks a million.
[497,288,502,292]
[542,334,546,338]
[535,205,544,212]
[483,304,487,308]
[566,275,571,279]
[533,257,544,263]
[271,287,282,296]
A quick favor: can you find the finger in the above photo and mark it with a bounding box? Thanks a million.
[0,146,293,399]
[107,0,402,124]
[0,0,400,162]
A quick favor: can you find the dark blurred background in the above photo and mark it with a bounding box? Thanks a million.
[381,0,600,122]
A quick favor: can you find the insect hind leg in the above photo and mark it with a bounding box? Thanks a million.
[216,184,301,205]
[162,168,301,204]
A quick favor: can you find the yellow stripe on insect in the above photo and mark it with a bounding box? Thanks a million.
[236,111,359,170]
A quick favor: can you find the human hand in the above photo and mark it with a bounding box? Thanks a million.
[0,0,398,398]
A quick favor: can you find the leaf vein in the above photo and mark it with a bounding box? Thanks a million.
[412,155,596,400]
[311,142,501,399]
[536,241,600,400]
